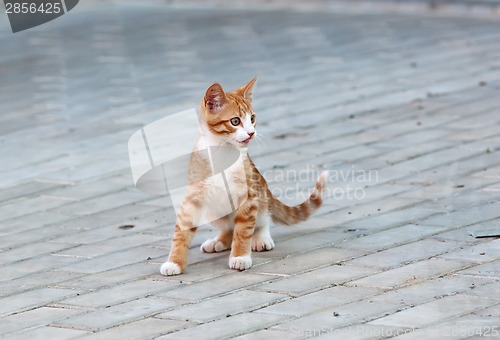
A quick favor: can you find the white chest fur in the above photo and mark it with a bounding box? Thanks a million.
[195,136,248,224]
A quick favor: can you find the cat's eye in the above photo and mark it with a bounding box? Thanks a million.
[250,114,256,124]
[230,117,241,126]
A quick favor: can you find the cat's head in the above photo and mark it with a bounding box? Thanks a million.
[200,77,257,149]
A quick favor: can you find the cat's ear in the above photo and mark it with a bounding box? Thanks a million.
[235,76,257,102]
[204,83,227,112]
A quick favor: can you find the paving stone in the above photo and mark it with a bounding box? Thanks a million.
[432,220,500,242]
[369,294,496,329]
[376,140,453,165]
[251,264,378,296]
[49,226,154,245]
[438,239,500,263]
[1,254,84,282]
[53,298,177,331]
[0,307,83,336]
[415,201,500,227]
[322,197,426,223]
[475,303,500,318]
[271,299,401,334]
[458,261,500,278]
[139,195,176,208]
[0,181,62,203]
[0,242,78,266]
[253,247,362,275]
[0,288,81,317]
[348,238,467,269]
[153,272,272,302]
[372,147,483,184]
[0,224,73,251]
[368,274,496,307]
[59,279,178,308]
[54,190,151,216]
[281,221,368,242]
[466,281,500,300]
[256,229,364,259]
[0,270,83,298]
[346,258,475,289]
[0,195,73,223]
[1,203,161,250]
[39,157,132,183]
[341,206,441,231]
[53,233,162,258]
[157,290,288,322]
[336,224,448,252]
[57,246,166,274]
[265,217,347,239]
[7,326,90,339]
[156,312,288,340]
[58,203,161,231]
[77,317,192,340]
[0,210,71,238]
[43,175,132,201]
[401,176,499,200]
[53,263,158,291]
[231,328,299,340]
[257,286,383,317]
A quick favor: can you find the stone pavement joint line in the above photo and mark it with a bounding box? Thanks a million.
[0,3,499,339]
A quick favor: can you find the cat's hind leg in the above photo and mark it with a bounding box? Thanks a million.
[201,216,233,253]
[251,212,275,252]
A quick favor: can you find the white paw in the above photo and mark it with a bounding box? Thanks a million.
[252,235,275,252]
[200,238,230,253]
[229,256,252,271]
[160,261,181,276]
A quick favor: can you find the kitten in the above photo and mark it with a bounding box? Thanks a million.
[160,77,328,275]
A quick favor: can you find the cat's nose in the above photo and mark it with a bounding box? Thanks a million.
[248,132,255,137]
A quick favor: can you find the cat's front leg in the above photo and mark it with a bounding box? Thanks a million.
[229,201,258,271]
[160,224,197,276]
[160,185,203,276]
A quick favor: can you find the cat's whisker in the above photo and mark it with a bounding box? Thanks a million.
[257,135,266,148]
[259,135,268,150]
[253,133,268,155]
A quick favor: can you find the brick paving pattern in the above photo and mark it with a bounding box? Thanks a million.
[0,2,499,339]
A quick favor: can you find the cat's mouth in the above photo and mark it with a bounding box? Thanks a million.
[235,136,252,146]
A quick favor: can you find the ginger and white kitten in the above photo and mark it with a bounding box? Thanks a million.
[160,77,327,275]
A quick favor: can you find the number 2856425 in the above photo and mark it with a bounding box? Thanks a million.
[5,2,62,14]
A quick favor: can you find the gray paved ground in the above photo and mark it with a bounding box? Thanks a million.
[1,2,500,339]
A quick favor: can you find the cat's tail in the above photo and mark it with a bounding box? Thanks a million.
[268,171,328,225]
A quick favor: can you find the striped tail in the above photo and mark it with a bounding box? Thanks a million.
[268,171,328,225]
